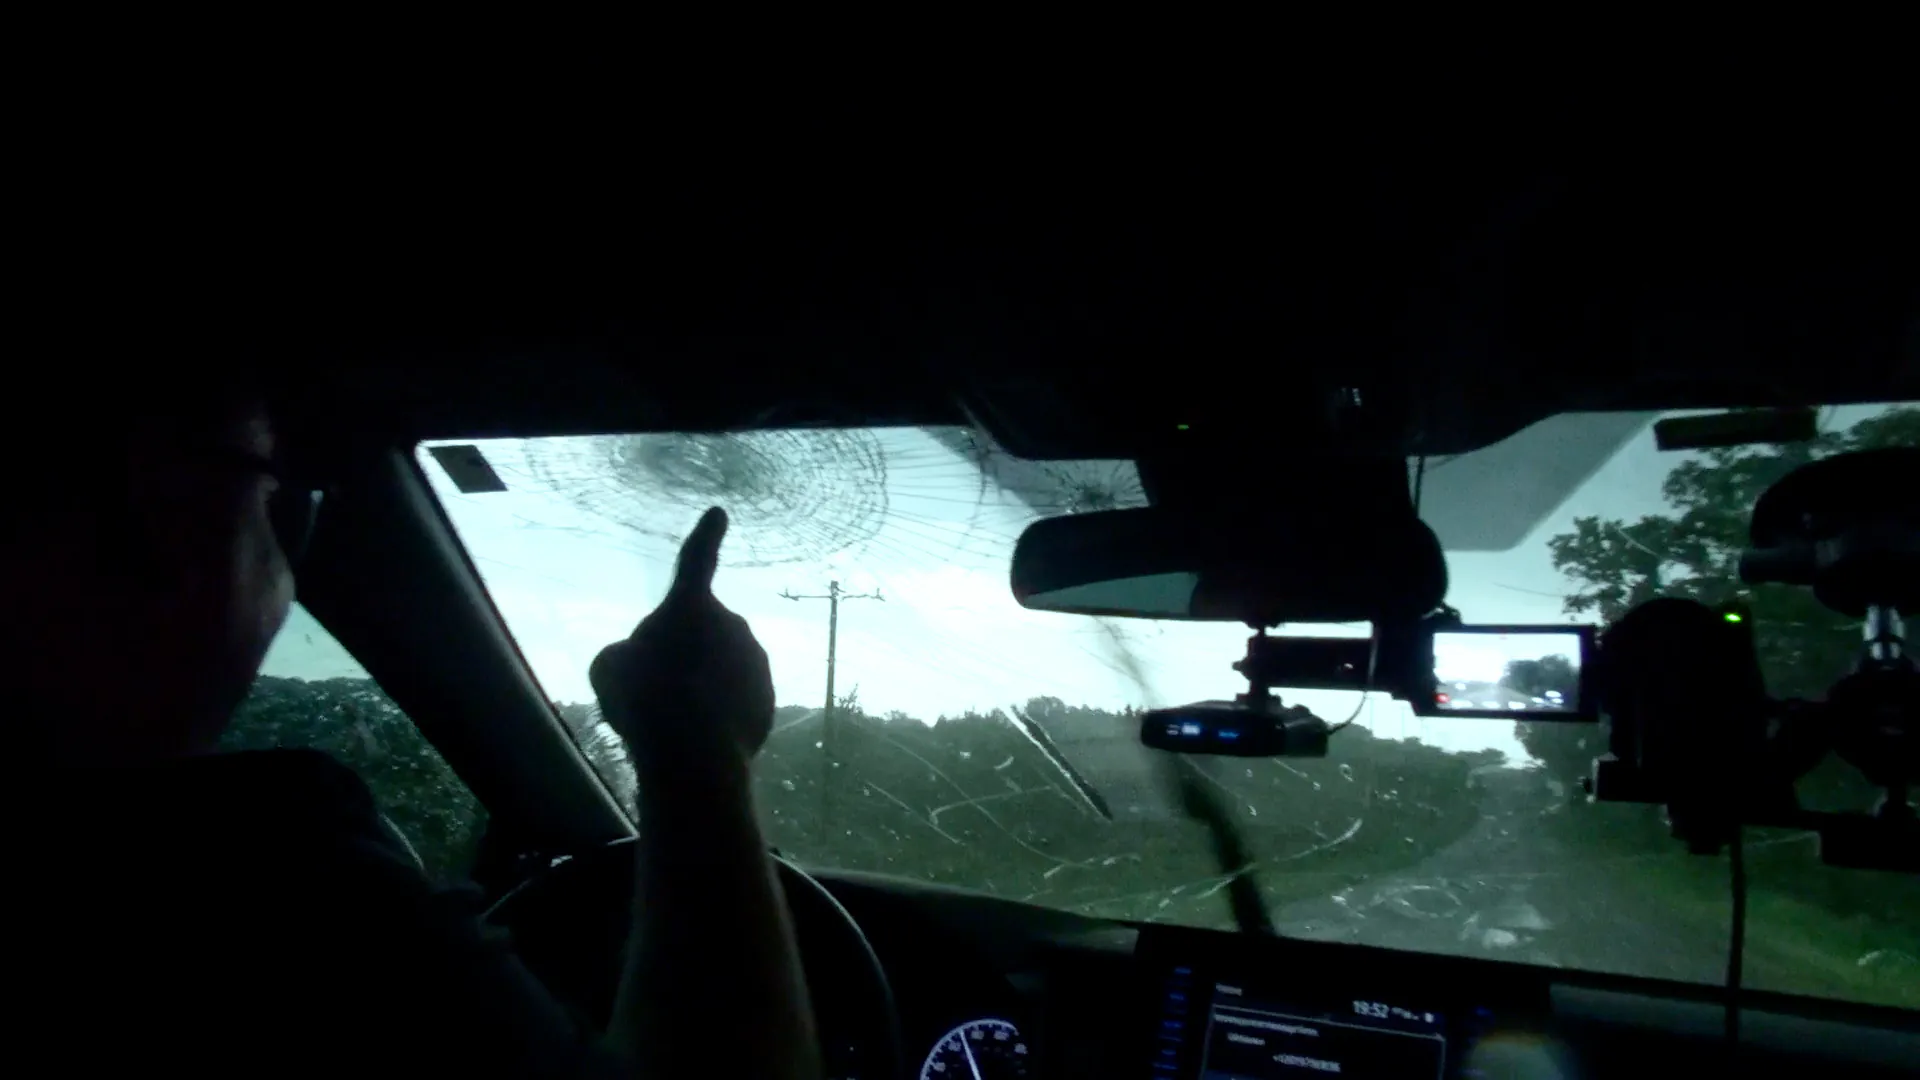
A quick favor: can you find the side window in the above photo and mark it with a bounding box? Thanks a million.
[223,602,487,882]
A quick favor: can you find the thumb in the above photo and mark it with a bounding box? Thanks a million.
[666,507,728,602]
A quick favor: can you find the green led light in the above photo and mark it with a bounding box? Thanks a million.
[1176,423,1191,431]
[1724,612,1744,623]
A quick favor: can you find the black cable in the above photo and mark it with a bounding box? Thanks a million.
[1725,825,1747,1050]
[1411,454,1427,512]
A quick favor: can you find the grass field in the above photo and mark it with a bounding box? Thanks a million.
[1522,816,1920,1011]
[1643,842,1920,1010]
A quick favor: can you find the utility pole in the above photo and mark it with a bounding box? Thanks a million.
[780,580,883,822]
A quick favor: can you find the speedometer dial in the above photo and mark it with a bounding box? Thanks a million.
[918,1018,1031,1080]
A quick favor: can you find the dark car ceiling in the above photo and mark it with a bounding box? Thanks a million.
[182,125,1916,461]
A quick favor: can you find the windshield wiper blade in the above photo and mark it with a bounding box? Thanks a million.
[1171,756,1275,936]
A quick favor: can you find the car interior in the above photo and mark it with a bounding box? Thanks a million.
[245,139,1915,1079]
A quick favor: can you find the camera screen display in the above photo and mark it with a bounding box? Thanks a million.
[1432,630,1582,715]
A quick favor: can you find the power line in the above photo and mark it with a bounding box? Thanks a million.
[1496,582,1573,600]
[781,580,884,822]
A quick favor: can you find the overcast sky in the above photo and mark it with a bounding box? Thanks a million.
[261,407,1887,766]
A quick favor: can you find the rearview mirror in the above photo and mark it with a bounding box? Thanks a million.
[1009,507,1447,625]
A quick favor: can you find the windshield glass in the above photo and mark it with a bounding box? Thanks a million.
[420,406,1918,1009]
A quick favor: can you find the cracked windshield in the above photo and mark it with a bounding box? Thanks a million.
[415,406,1917,1009]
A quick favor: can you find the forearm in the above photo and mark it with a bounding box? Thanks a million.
[609,751,819,1079]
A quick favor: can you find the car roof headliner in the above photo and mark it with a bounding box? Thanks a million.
[135,127,1916,459]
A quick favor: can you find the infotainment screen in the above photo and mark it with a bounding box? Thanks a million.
[1138,929,1531,1080]
[1152,968,1449,1079]
[1193,985,1444,1078]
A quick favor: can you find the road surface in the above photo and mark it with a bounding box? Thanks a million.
[1266,768,1732,984]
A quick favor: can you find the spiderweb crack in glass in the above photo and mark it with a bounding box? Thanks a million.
[924,428,1148,515]
[519,427,1146,568]
[523,431,893,567]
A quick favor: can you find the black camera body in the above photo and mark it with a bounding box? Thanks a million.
[1588,448,1918,874]
[1140,446,1919,875]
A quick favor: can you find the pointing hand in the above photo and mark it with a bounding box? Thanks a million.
[589,507,775,768]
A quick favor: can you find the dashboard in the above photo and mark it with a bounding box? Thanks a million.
[815,869,1919,1080]
[1130,927,1548,1080]
[904,924,1550,1080]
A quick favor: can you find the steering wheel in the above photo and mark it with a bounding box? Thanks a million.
[485,839,903,1080]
